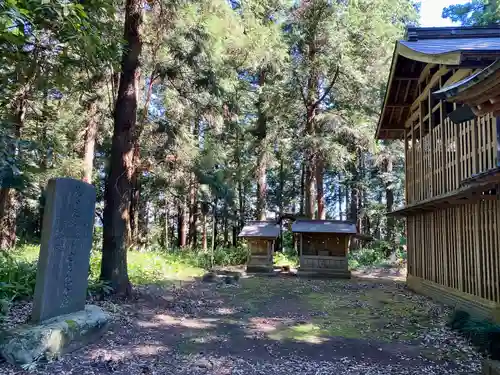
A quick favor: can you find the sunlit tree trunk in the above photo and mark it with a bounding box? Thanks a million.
[0,95,26,249]
[80,93,100,183]
[316,157,325,220]
[101,0,142,295]
[255,71,268,221]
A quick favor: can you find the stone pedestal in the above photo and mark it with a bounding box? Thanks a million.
[0,305,109,366]
[0,178,108,367]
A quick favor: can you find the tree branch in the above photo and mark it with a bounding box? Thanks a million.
[293,70,308,108]
[313,64,341,109]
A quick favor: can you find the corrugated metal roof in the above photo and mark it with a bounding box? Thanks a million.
[238,221,280,238]
[291,220,357,234]
[376,26,500,140]
[400,38,500,56]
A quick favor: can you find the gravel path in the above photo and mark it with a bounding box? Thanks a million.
[1,275,484,375]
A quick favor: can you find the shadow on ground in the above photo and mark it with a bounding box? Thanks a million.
[2,274,483,375]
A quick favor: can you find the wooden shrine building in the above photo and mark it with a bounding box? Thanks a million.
[292,220,356,278]
[239,221,279,273]
[377,26,500,319]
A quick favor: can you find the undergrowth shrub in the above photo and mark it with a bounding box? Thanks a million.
[0,244,249,314]
[0,250,38,314]
[348,247,386,269]
[274,248,298,267]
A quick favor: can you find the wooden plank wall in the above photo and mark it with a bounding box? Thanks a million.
[406,201,500,302]
[406,114,497,204]
[403,66,500,303]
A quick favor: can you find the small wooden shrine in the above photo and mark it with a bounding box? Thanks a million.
[292,220,356,278]
[238,221,279,273]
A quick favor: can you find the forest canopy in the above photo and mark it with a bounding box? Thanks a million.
[0,0,422,292]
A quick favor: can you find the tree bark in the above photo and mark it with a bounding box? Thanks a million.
[256,148,267,221]
[255,71,267,221]
[337,184,343,220]
[304,40,318,220]
[212,199,218,251]
[316,157,325,220]
[188,178,198,248]
[81,96,100,183]
[100,0,142,295]
[202,212,207,251]
[0,95,26,249]
[177,198,187,248]
[299,162,305,215]
[161,197,169,249]
[304,156,315,219]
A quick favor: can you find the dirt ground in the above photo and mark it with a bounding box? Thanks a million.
[1,271,484,375]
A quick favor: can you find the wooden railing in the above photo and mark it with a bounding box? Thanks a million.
[406,113,498,205]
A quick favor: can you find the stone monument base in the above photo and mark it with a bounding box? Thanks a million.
[0,305,108,366]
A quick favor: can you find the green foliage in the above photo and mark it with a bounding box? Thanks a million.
[442,0,499,26]
[0,249,37,313]
[349,247,386,269]
[348,240,406,270]
[0,243,250,314]
[273,251,299,268]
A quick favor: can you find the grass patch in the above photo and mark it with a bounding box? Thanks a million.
[219,277,441,343]
[0,244,209,315]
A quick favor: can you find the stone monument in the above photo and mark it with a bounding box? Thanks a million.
[0,178,109,366]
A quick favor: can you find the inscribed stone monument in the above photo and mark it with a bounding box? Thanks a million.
[32,177,96,323]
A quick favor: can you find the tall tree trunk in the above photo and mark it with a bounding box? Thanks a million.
[256,149,267,221]
[385,158,395,243]
[188,178,198,248]
[128,54,158,247]
[299,162,305,215]
[138,191,148,247]
[0,95,26,249]
[255,71,268,221]
[202,212,207,252]
[304,41,318,220]
[316,157,325,220]
[81,95,100,183]
[100,0,142,295]
[212,198,218,251]
[161,197,169,249]
[129,147,140,247]
[304,157,315,219]
[177,198,187,248]
[337,183,342,220]
[232,215,238,247]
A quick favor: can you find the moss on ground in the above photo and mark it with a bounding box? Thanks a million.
[218,276,442,343]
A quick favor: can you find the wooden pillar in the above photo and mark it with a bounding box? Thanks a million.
[419,103,425,201]
[404,129,408,204]
[429,92,435,197]
[496,117,500,167]
[411,119,416,203]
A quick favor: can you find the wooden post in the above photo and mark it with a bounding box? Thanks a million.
[404,129,408,204]
[429,92,435,197]
[496,117,500,167]
[411,119,416,203]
